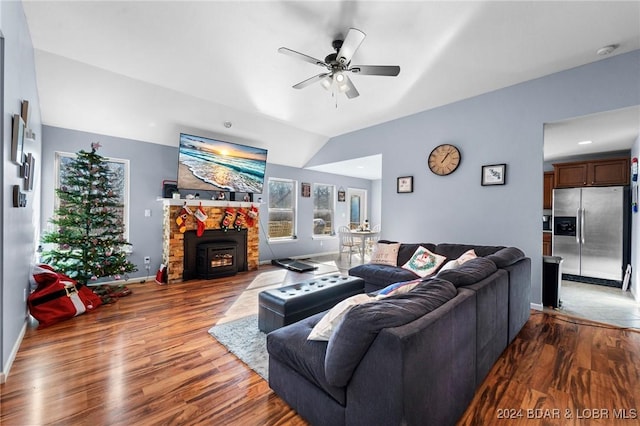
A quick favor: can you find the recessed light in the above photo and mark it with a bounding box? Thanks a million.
[224,121,232,128]
[596,44,618,56]
[578,140,593,145]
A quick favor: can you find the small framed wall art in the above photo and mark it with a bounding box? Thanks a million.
[11,114,25,164]
[481,164,507,186]
[397,176,413,193]
[301,182,311,198]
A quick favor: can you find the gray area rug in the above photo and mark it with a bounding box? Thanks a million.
[208,314,268,380]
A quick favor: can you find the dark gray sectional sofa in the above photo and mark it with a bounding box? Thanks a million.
[266,242,531,426]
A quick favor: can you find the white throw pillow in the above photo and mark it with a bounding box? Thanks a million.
[401,246,447,278]
[369,242,401,266]
[307,293,378,341]
[437,249,477,274]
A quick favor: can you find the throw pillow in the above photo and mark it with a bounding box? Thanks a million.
[370,242,401,266]
[307,293,378,341]
[437,249,477,274]
[401,246,446,277]
[376,278,423,297]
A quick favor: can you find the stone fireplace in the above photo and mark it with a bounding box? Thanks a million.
[161,199,260,283]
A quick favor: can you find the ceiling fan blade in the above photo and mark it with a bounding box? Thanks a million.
[292,73,330,89]
[349,65,400,76]
[343,74,359,99]
[336,28,366,65]
[278,47,328,68]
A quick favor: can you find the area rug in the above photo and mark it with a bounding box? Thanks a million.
[208,315,268,380]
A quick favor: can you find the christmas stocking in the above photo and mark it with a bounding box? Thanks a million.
[175,205,192,233]
[246,205,258,227]
[220,207,235,231]
[234,208,246,231]
[194,204,208,237]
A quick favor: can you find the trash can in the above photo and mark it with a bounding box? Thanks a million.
[543,256,563,308]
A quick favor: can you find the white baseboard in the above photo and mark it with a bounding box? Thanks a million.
[1,321,27,383]
[530,302,543,311]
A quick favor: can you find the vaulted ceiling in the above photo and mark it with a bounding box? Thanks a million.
[22,1,640,178]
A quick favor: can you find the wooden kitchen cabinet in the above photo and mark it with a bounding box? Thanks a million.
[553,157,629,188]
[543,172,554,209]
[543,233,552,256]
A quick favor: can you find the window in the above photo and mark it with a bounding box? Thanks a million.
[268,178,296,239]
[313,183,334,236]
[54,151,130,241]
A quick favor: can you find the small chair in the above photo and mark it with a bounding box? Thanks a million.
[338,226,362,264]
[366,224,381,254]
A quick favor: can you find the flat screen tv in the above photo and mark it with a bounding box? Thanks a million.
[177,133,268,194]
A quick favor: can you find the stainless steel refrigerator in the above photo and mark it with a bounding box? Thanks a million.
[552,186,629,284]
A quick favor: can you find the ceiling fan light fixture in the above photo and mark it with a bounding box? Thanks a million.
[333,72,349,92]
[320,76,333,90]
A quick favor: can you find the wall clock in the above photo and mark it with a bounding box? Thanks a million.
[428,144,461,176]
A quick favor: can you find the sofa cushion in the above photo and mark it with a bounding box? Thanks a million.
[376,277,423,296]
[308,294,379,341]
[485,246,526,268]
[266,312,347,405]
[435,243,504,259]
[324,278,458,387]
[348,263,420,288]
[401,246,447,277]
[370,242,401,266]
[436,257,497,288]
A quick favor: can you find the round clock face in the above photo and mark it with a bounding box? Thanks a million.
[428,144,461,176]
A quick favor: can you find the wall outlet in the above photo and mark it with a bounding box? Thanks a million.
[144,256,150,264]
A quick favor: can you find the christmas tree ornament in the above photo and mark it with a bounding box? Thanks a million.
[194,203,208,237]
[220,207,235,231]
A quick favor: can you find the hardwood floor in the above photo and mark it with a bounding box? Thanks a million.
[2,264,639,425]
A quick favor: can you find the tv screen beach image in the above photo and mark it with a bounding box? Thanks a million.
[178,133,267,193]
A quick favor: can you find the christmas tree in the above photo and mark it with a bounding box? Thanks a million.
[41,142,137,285]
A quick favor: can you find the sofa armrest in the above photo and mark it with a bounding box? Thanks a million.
[502,257,531,342]
[345,289,477,426]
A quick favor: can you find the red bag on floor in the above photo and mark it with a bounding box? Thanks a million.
[28,264,102,329]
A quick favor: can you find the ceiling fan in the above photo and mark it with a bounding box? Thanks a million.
[278,28,400,99]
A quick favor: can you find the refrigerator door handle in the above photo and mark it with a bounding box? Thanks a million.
[576,208,581,244]
[581,208,586,244]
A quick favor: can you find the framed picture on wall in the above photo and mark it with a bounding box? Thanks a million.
[11,114,25,165]
[397,176,413,193]
[301,182,311,198]
[481,164,507,186]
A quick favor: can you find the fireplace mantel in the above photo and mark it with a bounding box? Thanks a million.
[161,199,260,283]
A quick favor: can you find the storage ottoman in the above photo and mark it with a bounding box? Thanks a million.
[258,274,365,333]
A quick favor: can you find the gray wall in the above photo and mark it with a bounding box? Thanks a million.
[307,50,640,306]
[1,1,43,381]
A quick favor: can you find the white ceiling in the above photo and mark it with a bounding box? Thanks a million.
[22,1,640,179]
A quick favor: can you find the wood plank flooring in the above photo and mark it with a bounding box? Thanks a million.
[1,264,639,425]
